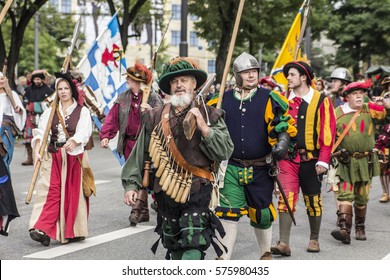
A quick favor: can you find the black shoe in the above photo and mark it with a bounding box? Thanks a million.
[30,230,50,246]
[68,236,85,243]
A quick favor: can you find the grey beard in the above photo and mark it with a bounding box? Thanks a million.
[170,92,192,108]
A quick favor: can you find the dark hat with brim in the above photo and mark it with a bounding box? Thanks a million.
[283,61,315,84]
[158,57,207,94]
[54,72,78,101]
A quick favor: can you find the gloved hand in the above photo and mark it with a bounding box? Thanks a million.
[272,132,290,161]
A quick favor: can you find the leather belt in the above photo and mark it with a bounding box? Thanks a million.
[50,141,66,148]
[230,155,269,167]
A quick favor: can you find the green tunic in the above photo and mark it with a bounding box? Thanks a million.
[335,103,384,184]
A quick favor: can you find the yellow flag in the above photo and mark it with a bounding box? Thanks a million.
[270,3,304,89]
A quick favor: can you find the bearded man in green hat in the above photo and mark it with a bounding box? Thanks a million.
[121,57,233,260]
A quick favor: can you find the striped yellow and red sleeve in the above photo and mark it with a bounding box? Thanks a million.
[316,96,336,164]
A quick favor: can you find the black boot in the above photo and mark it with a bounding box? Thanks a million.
[331,204,353,244]
[354,205,367,241]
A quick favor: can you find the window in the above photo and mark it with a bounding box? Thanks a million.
[61,0,71,13]
[49,0,58,7]
[190,32,198,47]
[208,60,216,73]
[172,4,181,20]
[171,31,180,46]
[189,14,198,21]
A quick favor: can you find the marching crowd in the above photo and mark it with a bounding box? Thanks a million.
[0,53,390,260]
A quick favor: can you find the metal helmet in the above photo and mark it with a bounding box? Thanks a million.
[330,67,353,83]
[233,52,259,87]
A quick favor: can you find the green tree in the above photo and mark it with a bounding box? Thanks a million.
[105,0,150,52]
[189,0,329,84]
[15,6,84,77]
[326,0,390,76]
[0,0,50,88]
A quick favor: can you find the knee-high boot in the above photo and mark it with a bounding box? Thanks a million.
[354,205,367,241]
[216,220,238,260]
[22,143,33,166]
[331,204,353,244]
[129,189,149,226]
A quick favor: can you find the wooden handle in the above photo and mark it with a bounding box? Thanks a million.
[183,111,197,140]
[26,96,59,204]
[142,161,151,188]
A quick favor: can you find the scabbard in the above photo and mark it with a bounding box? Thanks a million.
[274,175,296,226]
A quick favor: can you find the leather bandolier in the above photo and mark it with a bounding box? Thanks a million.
[145,102,222,203]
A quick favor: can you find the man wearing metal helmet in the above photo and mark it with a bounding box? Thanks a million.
[215,52,297,260]
[271,61,336,256]
[121,57,233,260]
[326,67,353,108]
[331,80,388,245]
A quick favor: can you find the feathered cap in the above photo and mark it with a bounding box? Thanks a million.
[123,63,152,84]
[342,80,372,96]
[158,57,207,94]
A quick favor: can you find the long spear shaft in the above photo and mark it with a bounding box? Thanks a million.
[294,0,311,60]
[216,0,245,109]
[0,0,13,25]
[141,15,172,112]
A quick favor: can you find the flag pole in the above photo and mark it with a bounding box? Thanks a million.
[294,0,310,60]
[216,0,245,109]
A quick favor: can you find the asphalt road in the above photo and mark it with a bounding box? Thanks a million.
[2,136,390,261]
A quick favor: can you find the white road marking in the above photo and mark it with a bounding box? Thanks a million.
[23,225,154,259]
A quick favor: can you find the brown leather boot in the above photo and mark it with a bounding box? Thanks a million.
[354,205,367,241]
[331,204,352,244]
[129,189,148,226]
[138,205,150,223]
[21,143,33,166]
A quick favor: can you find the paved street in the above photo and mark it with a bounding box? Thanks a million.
[2,135,390,260]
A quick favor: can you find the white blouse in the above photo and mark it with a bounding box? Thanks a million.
[32,99,92,156]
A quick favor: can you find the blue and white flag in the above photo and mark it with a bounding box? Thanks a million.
[77,13,127,116]
[78,13,126,165]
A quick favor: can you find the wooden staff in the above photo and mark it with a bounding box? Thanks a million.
[0,0,13,25]
[216,0,245,109]
[141,16,172,112]
[25,17,81,204]
[2,59,17,109]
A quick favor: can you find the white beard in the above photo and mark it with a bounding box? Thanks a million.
[170,92,193,108]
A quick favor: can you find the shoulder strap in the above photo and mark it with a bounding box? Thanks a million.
[161,104,214,181]
[332,108,361,153]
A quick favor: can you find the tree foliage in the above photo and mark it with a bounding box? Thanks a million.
[0,0,83,87]
[189,0,329,84]
[326,0,390,76]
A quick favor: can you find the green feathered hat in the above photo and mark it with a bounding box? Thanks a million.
[158,57,207,94]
